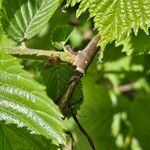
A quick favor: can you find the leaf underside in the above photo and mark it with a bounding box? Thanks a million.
[1,0,61,42]
[67,0,150,50]
[41,62,83,114]
[41,63,74,101]
[0,50,66,145]
[0,124,57,150]
[120,29,150,55]
[0,125,12,150]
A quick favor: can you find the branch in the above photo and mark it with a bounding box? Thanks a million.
[56,71,82,114]
[0,46,75,63]
[1,36,100,150]
[72,113,96,150]
[73,35,100,73]
[0,35,99,65]
[118,84,133,92]
[57,35,100,114]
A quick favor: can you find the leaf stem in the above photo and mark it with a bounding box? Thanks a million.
[0,46,75,63]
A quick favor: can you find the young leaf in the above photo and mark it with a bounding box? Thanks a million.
[51,25,73,50]
[1,0,62,42]
[0,50,66,145]
[67,0,150,51]
[0,124,57,150]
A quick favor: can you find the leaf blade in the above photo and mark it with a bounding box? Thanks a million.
[2,0,62,42]
[0,50,66,145]
[67,0,150,51]
[0,124,58,150]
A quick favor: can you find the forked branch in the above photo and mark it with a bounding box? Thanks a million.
[73,35,100,73]
[57,35,100,150]
[1,35,100,150]
[57,35,100,114]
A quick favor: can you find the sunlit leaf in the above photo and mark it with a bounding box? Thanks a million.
[1,0,62,42]
[67,0,150,52]
[120,29,150,55]
[0,50,66,145]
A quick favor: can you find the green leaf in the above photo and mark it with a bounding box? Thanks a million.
[1,0,62,42]
[51,25,73,50]
[0,50,66,145]
[25,8,72,50]
[69,28,83,48]
[98,42,150,88]
[41,62,83,114]
[0,126,12,150]
[96,42,150,149]
[128,90,150,149]
[120,29,150,55]
[75,75,117,150]
[41,62,74,101]
[0,124,58,150]
[67,0,150,51]
[74,59,149,149]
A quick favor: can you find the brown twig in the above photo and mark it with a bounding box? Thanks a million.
[57,35,100,115]
[56,35,100,149]
[73,35,100,73]
[56,70,82,115]
[72,113,96,150]
[118,84,133,93]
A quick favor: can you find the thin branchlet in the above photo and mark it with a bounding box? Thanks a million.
[0,46,75,63]
[72,112,96,150]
